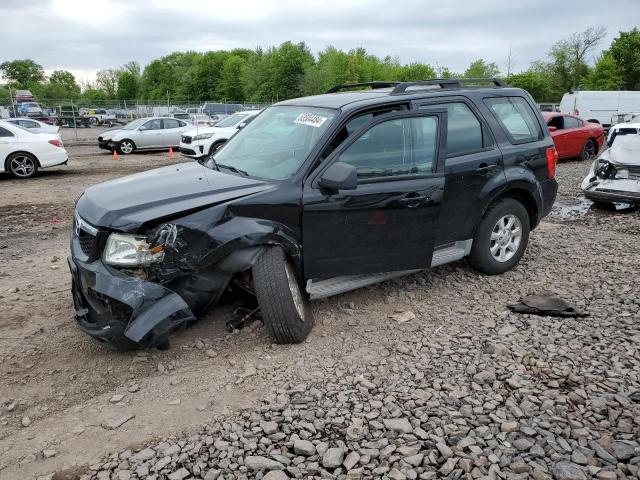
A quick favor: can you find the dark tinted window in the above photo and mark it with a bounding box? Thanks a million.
[564,116,582,129]
[424,102,483,156]
[0,126,14,137]
[338,116,438,180]
[485,97,542,144]
[547,116,564,130]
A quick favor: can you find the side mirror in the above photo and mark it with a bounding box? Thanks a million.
[548,126,558,132]
[237,122,247,130]
[318,162,357,191]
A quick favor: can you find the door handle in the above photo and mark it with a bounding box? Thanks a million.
[476,163,495,173]
[399,194,428,208]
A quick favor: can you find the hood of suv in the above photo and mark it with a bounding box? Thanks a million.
[77,162,272,231]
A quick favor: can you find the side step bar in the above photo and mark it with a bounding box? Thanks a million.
[306,240,472,299]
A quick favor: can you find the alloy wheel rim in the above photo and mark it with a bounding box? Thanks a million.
[584,142,595,160]
[121,141,133,153]
[10,156,35,177]
[284,262,306,321]
[489,214,522,262]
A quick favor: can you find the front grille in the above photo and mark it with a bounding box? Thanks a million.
[78,229,99,259]
[182,135,192,144]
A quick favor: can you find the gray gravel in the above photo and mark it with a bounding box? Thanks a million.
[75,160,640,479]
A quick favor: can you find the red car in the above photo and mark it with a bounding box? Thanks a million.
[543,112,604,161]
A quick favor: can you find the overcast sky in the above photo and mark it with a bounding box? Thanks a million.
[2,0,639,84]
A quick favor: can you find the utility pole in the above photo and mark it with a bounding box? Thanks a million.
[8,86,17,117]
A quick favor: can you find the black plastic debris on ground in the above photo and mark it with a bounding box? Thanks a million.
[225,304,262,332]
[508,293,588,317]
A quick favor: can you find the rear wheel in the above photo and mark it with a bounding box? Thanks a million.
[468,198,530,275]
[117,139,135,155]
[581,139,596,161]
[252,247,314,344]
[7,152,38,179]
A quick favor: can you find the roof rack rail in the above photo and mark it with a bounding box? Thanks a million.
[326,82,400,94]
[390,77,506,95]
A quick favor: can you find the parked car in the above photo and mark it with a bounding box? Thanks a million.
[97,117,191,154]
[543,112,604,161]
[69,78,558,350]
[0,120,68,179]
[5,118,60,134]
[179,110,261,159]
[189,114,216,127]
[606,116,640,146]
[560,90,640,128]
[209,114,229,125]
[538,103,560,112]
[172,112,191,122]
[582,135,640,205]
[202,102,244,117]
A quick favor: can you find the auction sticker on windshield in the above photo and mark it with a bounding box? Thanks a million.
[294,113,328,128]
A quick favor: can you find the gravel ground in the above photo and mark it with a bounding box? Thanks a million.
[1,144,639,480]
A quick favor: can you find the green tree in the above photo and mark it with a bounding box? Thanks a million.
[548,26,606,91]
[116,62,140,100]
[80,88,109,104]
[584,52,624,90]
[0,59,45,86]
[49,70,80,96]
[464,59,500,78]
[266,41,314,100]
[96,68,120,98]
[608,28,640,89]
[395,62,437,81]
[507,69,557,102]
[217,55,246,100]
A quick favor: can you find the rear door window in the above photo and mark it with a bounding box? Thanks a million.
[563,116,582,129]
[485,97,543,144]
[422,102,483,156]
[163,119,181,129]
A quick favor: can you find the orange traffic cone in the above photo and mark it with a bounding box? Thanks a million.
[169,147,174,158]
[113,150,119,161]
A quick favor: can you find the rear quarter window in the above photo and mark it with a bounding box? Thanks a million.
[485,97,543,144]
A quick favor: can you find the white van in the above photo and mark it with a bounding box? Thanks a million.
[559,91,640,128]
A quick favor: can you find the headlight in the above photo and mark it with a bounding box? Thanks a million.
[193,133,214,141]
[103,233,164,267]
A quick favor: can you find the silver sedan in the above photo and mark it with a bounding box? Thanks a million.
[97,117,191,154]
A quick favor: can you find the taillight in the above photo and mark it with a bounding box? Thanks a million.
[49,139,63,148]
[546,147,558,178]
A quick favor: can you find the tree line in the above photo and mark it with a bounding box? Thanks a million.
[1,26,638,106]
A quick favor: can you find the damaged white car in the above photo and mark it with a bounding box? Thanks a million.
[582,135,640,205]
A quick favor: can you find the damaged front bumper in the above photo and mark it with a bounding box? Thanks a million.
[68,253,196,349]
[581,160,640,204]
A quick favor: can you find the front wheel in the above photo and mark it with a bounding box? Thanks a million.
[252,247,314,344]
[468,198,530,275]
[7,152,38,179]
[117,139,135,155]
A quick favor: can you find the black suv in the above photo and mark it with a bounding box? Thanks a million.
[69,78,558,350]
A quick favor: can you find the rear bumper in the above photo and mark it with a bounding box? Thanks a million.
[40,149,69,168]
[540,178,558,220]
[68,252,196,349]
[582,178,640,204]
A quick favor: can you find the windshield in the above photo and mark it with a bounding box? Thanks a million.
[216,112,252,128]
[122,118,148,130]
[208,106,336,180]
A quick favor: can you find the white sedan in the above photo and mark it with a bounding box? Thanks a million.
[0,120,68,179]
[179,110,261,159]
[4,117,60,134]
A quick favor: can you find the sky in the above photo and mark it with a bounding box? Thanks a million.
[1,0,639,84]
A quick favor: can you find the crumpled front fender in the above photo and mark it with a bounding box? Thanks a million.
[68,255,196,347]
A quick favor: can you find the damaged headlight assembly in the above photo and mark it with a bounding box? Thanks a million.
[103,233,165,267]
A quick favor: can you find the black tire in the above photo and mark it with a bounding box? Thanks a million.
[6,152,38,179]
[117,139,136,155]
[581,139,596,162]
[208,140,226,156]
[468,198,530,275]
[252,247,314,344]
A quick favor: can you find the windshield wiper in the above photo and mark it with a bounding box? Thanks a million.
[218,164,249,177]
